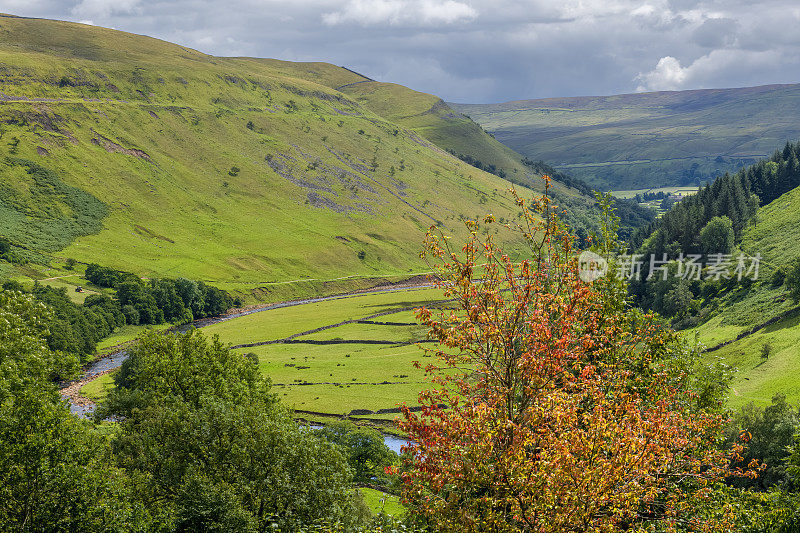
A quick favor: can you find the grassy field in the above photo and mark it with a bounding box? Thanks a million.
[359,488,404,516]
[81,372,116,402]
[0,14,559,303]
[81,287,446,423]
[452,84,800,190]
[611,186,700,200]
[204,287,443,416]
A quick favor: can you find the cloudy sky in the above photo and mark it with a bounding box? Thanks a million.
[4,0,800,103]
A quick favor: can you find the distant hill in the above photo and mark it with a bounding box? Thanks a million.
[451,84,800,190]
[0,14,586,301]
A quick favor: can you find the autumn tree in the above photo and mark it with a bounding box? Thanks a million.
[396,181,753,532]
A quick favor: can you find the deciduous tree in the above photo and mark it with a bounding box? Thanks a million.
[397,182,753,532]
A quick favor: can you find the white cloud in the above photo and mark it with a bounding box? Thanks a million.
[636,48,785,92]
[636,56,687,91]
[322,0,477,26]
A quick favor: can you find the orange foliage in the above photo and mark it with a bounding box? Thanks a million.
[397,181,753,532]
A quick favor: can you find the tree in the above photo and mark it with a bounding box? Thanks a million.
[100,330,368,531]
[726,394,799,491]
[116,280,163,324]
[0,289,141,531]
[662,281,694,319]
[785,258,800,302]
[317,420,397,483]
[396,183,751,532]
[700,215,735,255]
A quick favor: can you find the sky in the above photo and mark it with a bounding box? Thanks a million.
[3,0,800,103]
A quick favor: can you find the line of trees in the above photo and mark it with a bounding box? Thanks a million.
[0,267,239,366]
[85,263,240,325]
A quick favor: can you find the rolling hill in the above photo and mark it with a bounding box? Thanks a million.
[452,84,800,190]
[0,13,588,301]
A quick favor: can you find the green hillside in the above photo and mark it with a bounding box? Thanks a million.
[0,14,553,301]
[245,59,547,188]
[452,84,800,190]
[692,182,800,408]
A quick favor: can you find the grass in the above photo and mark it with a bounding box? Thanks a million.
[0,14,552,303]
[39,276,99,304]
[80,372,116,402]
[700,314,800,409]
[359,487,404,516]
[202,287,443,416]
[96,323,174,354]
[452,85,800,189]
[204,287,441,345]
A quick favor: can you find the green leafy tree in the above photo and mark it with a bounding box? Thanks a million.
[100,330,368,531]
[0,289,141,531]
[700,215,735,254]
[317,420,397,483]
[725,394,800,490]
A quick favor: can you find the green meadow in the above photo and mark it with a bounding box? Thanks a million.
[205,287,443,417]
[359,487,404,516]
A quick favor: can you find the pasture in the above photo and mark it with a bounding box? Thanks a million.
[82,286,449,429]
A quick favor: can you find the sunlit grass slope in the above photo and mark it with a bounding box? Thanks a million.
[0,14,541,299]
[246,58,587,197]
[694,185,800,407]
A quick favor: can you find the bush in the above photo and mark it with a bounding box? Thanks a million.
[762,343,773,361]
[771,267,787,287]
[121,304,139,326]
[786,258,800,302]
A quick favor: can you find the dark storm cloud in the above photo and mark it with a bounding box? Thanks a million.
[3,0,799,102]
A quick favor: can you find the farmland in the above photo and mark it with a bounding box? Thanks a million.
[81,286,447,430]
